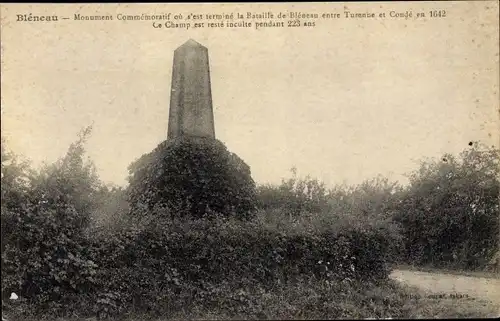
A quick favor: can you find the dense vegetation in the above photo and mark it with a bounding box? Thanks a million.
[1,127,498,319]
[393,145,499,270]
[127,136,257,220]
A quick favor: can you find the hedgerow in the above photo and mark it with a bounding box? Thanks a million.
[2,205,399,319]
[82,213,400,318]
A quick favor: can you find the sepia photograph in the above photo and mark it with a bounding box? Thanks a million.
[1,2,499,320]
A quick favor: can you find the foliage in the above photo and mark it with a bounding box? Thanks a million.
[8,279,499,320]
[127,137,257,220]
[28,126,101,227]
[1,137,34,211]
[2,128,498,319]
[327,176,402,221]
[78,213,398,318]
[256,168,329,216]
[1,203,98,306]
[393,142,500,269]
[1,127,102,312]
[89,184,130,233]
[3,204,399,319]
[256,171,401,222]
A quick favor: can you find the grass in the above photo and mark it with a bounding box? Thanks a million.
[4,278,499,320]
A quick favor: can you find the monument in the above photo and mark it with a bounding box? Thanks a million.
[167,39,216,140]
[127,39,256,219]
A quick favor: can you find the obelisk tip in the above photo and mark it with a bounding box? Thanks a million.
[183,39,204,47]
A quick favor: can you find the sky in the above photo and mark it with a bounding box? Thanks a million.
[1,2,499,188]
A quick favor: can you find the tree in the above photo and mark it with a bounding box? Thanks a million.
[29,126,101,228]
[1,137,34,210]
[1,126,101,302]
[394,142,499,269]
[256,168,330,217]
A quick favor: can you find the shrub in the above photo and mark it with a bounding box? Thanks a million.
[89,184,130,232]
[256,171,402,225]
[327,176,402,221]
[256,168,329,216]
[2,125,497,320]
[1,127,102,316]
[393,142,500,270]
[78,212,399,318]
[1,138,34,211]
[1,203,98,306]
[29,126,102,227]
[127,137,257,220]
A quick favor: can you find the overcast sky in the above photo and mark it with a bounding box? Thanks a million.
[1,2,499,188]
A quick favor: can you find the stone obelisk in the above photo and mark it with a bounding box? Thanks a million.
[168,39,216,139]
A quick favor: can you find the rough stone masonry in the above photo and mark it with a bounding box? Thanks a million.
[167,39,216,139]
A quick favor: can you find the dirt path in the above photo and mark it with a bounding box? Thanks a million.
[390,269,500,306]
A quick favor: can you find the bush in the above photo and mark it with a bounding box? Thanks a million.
[1,127,102,315]
[2,203,98,304]
[256,168,329,216]
[29,126,101,226]
[327,176,402,221]
[2,124,498,320]
[1,138,34,211]
[89,184,130,232]
[256,172,402,224]
[393,142,500,270]
[3,210,398,318]
[127,137,257,220]
[74,212,399,318]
